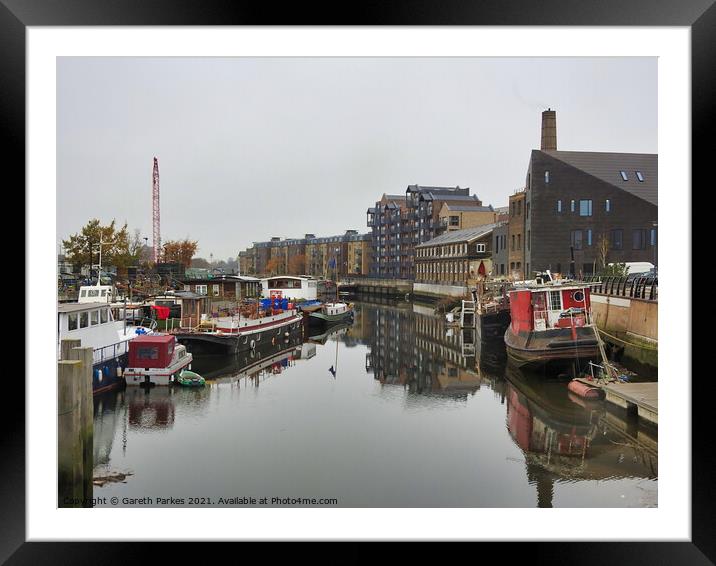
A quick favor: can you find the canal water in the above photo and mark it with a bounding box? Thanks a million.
[92,299,657,508]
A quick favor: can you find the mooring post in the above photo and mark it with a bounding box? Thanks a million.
[58,359,82,507]
[70,346,95,506]
[60,338,81,361]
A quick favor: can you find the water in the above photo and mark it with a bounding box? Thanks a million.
[92,299,657,507]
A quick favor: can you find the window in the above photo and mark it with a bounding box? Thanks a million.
[556,200,562,213]
[476,243,486,253]
[620,171,628,181]
[570,200,576,212]
[544,170,550,184]
[610,229,623,250]
[80,289,87,298]
[517,234,521,250]
[571,230,583,250]
[579,200,592,216]
[549,290,561,311]
[79,311,89,328]
[650,228,657,246]
[449,215,459,226]
[195,284,207,295]
[68,313,78,331]
[511,235,515,251]
[636,171,644,182]
[91,310,99,325]
[586,229,592,246]
[605,199,611,212]
[137,346,159,360]
[632,229,647,250]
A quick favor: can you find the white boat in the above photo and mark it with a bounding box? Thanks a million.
[308,302,354,325]
[58,282,156,394]
[124,334,193,386]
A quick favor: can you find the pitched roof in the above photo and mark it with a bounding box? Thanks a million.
[542,150,657,206]
[416,223,498,248]
[441,204,495,212]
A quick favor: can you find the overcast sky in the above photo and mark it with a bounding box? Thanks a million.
[57,57,657,260]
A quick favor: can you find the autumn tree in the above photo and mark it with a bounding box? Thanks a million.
[62,219,134,269]
[162,239,198,267]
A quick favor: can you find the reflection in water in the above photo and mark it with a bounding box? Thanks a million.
[93,299,657,507]
[503,365,657,507]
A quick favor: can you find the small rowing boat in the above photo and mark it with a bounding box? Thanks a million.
[177,369,205,387]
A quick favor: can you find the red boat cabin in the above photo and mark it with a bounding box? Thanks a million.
[509,284,592,334]
[128,334,176,369]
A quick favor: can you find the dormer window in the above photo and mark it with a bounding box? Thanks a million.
[620,171,628,181]
[635,171,644,182]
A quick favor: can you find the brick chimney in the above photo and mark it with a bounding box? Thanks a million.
[540,109,557,151]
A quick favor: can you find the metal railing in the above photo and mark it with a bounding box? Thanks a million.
[581,275,658,301]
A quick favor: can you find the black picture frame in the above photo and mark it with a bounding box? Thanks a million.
[6,0,707,562]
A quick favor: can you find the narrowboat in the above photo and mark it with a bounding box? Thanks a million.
[172,299,304,355]
[123,334,193,386]
[503,278,599,371]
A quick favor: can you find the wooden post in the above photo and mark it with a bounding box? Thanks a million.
[60,338,81,361]
[69,346,95,506]
[58,359,82,507]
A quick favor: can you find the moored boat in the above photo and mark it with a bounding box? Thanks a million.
[171,300,304,355]
[177,369,205,387]
[504,277,599,372]
[308,302,354,325]
[123,334,193,386]
[58,282,157,395]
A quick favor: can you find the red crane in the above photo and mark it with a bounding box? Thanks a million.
[152,157,161,263]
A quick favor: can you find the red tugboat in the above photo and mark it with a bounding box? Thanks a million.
[504,275,599,371]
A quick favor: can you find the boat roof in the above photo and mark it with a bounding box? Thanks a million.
[58,302,111,314]
[129,334,175,344]
[262,275,312,281]
[511,280,590,292]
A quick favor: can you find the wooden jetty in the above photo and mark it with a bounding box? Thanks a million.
[574,377,657,425]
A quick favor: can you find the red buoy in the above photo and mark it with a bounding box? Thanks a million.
[568,379,603,399]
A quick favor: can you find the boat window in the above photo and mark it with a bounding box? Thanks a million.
[79,312,89,328]
[573,290,585,302]
[101,289,108,297]
[80,290,87,298]
[549,291,562,311]
[68,313,78,331]
[91,310,99,325]
[137,346,159,360]
[88,289,100,298]
[100,309,108,324]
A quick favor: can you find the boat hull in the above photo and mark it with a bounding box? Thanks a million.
[124,354,193,387]
[92,354,128,395]
[308,310,354,325]
[175,314,304,355]
[504,326,600,372]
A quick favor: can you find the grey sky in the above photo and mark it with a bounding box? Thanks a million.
[57,57,657,260]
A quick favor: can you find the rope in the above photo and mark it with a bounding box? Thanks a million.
[597,328,658,351]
